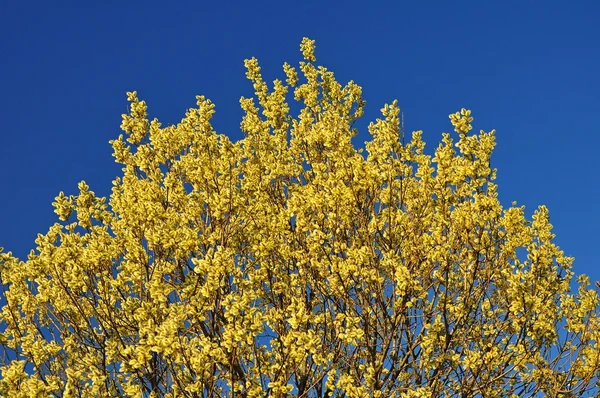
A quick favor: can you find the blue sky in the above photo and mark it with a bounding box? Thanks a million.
[1,1,599,286]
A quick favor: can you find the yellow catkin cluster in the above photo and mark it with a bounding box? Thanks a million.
[0,38,598,397]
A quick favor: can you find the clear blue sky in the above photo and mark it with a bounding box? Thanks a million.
[2,1,599,285]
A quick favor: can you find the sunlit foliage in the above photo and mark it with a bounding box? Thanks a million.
[1,38,598,397]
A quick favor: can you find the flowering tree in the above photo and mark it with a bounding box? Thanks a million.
[1,38,598,397]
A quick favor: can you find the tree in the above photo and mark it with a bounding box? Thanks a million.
[0,38,598,398]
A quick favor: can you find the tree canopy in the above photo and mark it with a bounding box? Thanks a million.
[1,38,599,397]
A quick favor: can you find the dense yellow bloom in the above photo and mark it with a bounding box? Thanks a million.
[0,38,598,397]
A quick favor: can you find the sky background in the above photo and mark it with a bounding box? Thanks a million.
[1,1,599,285]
